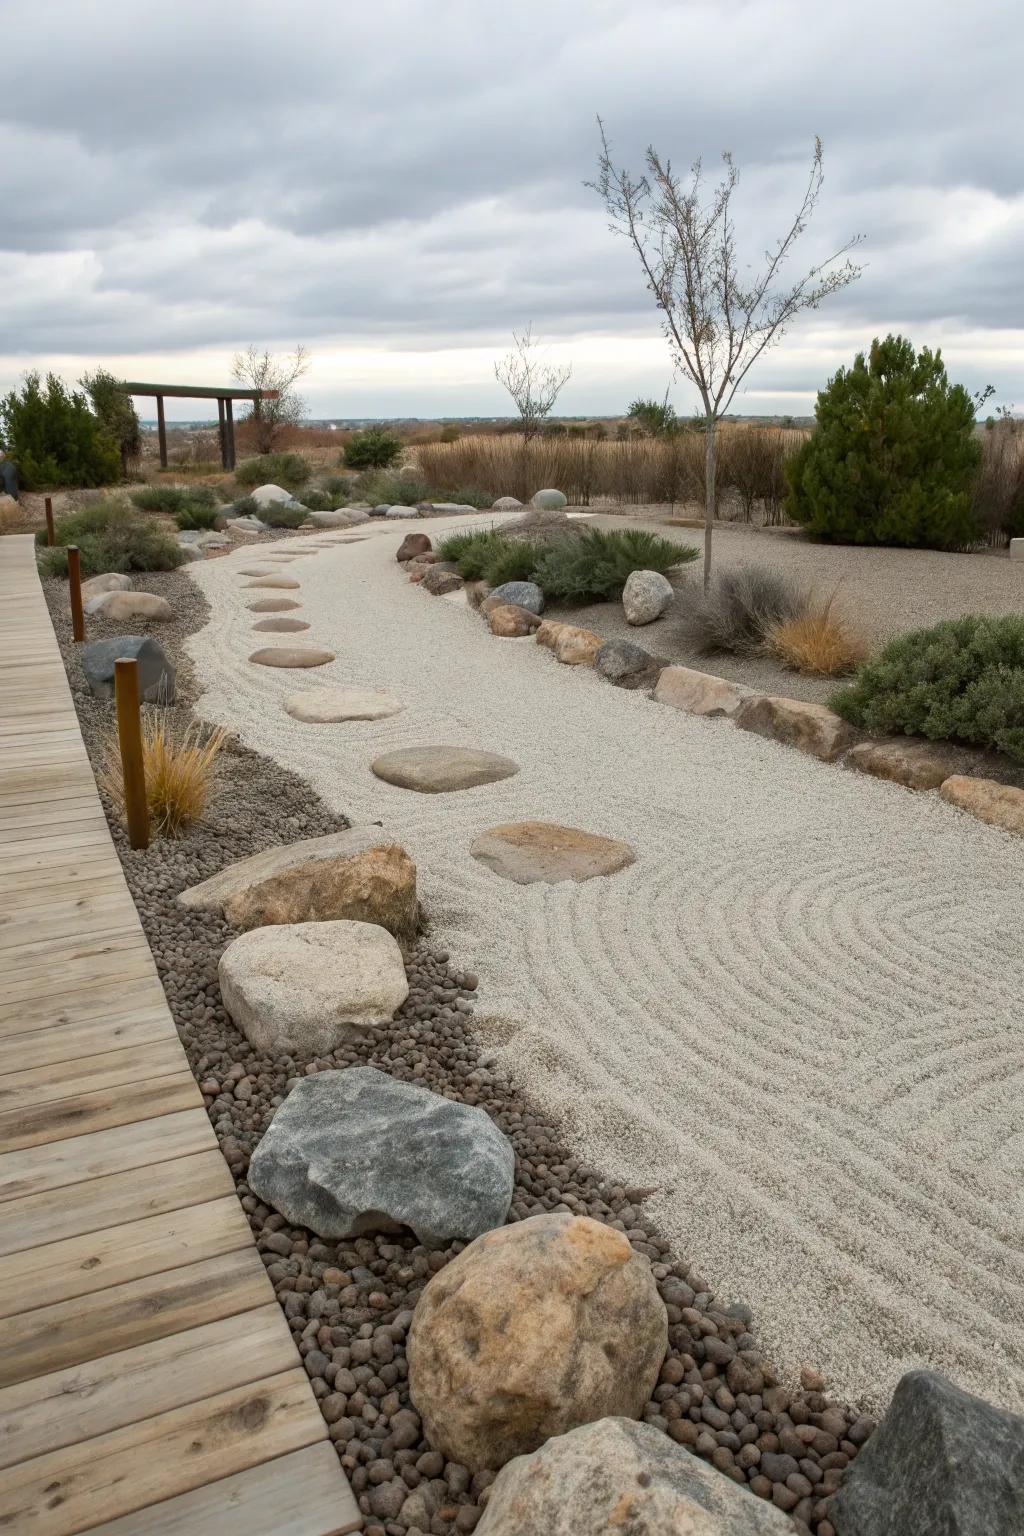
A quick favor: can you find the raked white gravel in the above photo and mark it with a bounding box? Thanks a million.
[188,520,1024,1415]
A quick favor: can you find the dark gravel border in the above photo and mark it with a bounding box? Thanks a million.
[43,562,872,1536]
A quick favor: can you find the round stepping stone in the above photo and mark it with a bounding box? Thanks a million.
[371,746,519,794]
[247,598,302,613]
[249,647,335,669]
[284,687,404,723]
[253,617,311,633]
[245,576,300,589]
[470,821,636,884]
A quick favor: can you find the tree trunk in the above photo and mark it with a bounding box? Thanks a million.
[703,415,717,593]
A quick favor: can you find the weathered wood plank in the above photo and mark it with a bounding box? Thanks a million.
[0,1305,293,1471]
[0,1073,202,1153]
[0,1249,271,1388]
[85,1443,363,1536]
[0,1108,212,1203]
[0,1195,253,1318]
[0,1036,187,1115]
[0,1013,170,1076]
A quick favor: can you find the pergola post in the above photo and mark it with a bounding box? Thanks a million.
[217,398,227,469]
[156,395,167,468]
[224,397,236,471]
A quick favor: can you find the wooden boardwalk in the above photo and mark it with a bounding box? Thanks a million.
[0,536,361,1535]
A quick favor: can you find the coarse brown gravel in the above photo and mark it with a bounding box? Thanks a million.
[44,562,874,1536]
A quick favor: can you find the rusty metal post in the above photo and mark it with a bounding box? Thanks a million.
[114,658,150,850]
[45,496,55,546]
[67,545,85,642]
[217,397,227,469]
[156,394,168,468]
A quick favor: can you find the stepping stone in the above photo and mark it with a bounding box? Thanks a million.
[371,746,519,794]
[471,821,636,884]
[249,646,335,669]
[247,598,302,613]
[245,575,300,589]
[284,687,405,723]
[253,617,311,633]
[238,567,273,576]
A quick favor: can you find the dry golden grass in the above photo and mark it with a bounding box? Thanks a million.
[100,714,228,837]
[767,597,869,677]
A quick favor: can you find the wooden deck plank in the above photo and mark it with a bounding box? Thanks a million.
[0,1249,272,1388]
[85,1444,363,1536]
[0,1148,233,1256]
[0,1305,294,1471]
[0,535,354,1531]
[0,1108,213,1203]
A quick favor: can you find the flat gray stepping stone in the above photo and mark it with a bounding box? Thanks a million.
[238,567,273,576]
[471,820,636,884]
[253,617,311,633]
[284,687,404,723]
[245,576,300,589]
[250,646,335,669]
[371,746,519,793]
[247,598,302,613]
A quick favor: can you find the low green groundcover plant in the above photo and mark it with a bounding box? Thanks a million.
[260,502,307,529]
[37,500,185,578]
[130,483,219,516]
[436,526,692,601]
[830,614,1024,761]
[234,452,311,491]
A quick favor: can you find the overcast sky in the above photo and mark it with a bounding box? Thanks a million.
[2,0,1022,420]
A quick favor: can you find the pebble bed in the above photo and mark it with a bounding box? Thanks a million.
[45,560,873,1536]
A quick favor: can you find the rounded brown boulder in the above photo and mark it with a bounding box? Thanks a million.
[396,532,432,563]
[488,603,542,637]
[407,1213,668,1473]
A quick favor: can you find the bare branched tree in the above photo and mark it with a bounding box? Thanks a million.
[495,325,572,441]
[592,123,863,587]
[231,344,311,454]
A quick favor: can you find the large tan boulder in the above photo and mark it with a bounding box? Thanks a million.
[733,694,856,762]
[219,920,409,1055]
[178,828,417,938]
[81,572,132,601]
[84,590,173,622]
[536,620,603,666]
[939,775,1024,835]
[847,738,963,791]
[407,1213,668,1472]
[653,665,753,719]
[488,603,542,637]
[476,1417,794,1535]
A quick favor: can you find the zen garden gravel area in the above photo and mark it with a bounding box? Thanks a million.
[44,516,1024,1536]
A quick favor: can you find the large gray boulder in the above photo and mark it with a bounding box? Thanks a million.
[830,1370,1024,1536]
[595,639,662,689]
[81,635,175,703]
[477,1417,794,1535]
[531,488,567,510]
[249,483,291,508]
[488,580,544,615]
[386,505,420,519]
[248,1067,515,1247]
[622,569,674,625]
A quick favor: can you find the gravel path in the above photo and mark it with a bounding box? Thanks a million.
[187,521,1024,1416]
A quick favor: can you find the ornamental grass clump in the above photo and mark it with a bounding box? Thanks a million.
[37,499,185,577]
[100,714,229,836]
[683,564,807,655]
[829,615,1024,761]
[767,595,868,677]
[532,528,693,601]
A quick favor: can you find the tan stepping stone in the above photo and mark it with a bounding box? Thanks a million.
[253,617,311,633]
[284,687,405,723]
[249,646,335,668]
[371,745,519,793]
[238,567,274,577]
[245,575,300,589]
[470,821,636,884]
[247,598,302,613]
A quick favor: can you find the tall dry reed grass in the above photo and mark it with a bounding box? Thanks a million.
[417,427,806,514]
[100,714,228,836]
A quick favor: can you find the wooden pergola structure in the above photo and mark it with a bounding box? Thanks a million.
[115,383,280,471]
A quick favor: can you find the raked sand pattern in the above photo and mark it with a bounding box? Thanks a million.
[187,523,1024,1415]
